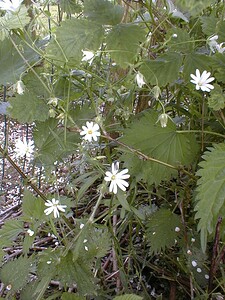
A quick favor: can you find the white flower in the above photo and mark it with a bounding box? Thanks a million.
[104,162,130,194]
[80,121,100,142]
[14,80,25,95]
[175,226,180,232]
[44,198,67,218]
[190,69,215,92]
[157,113,168,128]
[192,260,197,267]
[136,72,146,88]
[0,0,23,12]
[197,267,202,273]
[205,274,209,280]
[215,42,225,53]
[81,50,95,64]
[14,139,34,159]
[208,35,218,52]
[27,229,34,236]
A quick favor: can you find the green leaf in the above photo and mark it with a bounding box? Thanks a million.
[121,111,198,185]
[217,20,225,42]
[84,0,124,25]
[34,119,79,165]
[57,252,97,295]
[62,293,85,300]
[146,209,182,254]
[183,53,213,81]
[21,277,52,300]
[0,219,24,245]
[114,294,143,300]
[195,143,225,252]
[59,0,82,14]
[22,190,45,222]
[166,28,194,53]
[0,37,38,85]
[106,23,145,68]
[0,6,30,40]
[8,91,49,123]
[174,0,217,17]
[200,15,219,36]
[0,256,34,292]
[46,19,104,66]
[140,52,182,87]
[208,84,225,111]
[211,53,225,84]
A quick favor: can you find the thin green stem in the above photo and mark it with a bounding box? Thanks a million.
[89,192,104,222]
[8,36,52,95]
[101,133,196,179]
[176,130,225,139]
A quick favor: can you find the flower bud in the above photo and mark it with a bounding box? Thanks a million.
[157,113,168,128]
[15,80,25,95]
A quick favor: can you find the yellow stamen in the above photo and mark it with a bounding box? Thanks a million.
[88,130,93,134]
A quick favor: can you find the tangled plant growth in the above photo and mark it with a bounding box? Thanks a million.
[0,0,225,299]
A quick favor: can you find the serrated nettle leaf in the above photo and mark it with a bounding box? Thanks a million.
[46,19,104,67]
[8,91,49,123]
[20,277,52,300]
[121,111,198,185]
[57,251,97,295]
[146,208,182,254]
[0,256,34,292]
[183,53,213,81]
[166,28,194,53]
[195,143,225,252]
[1,6,30,30]
[0,219,24,244]
[211,53,225,83]
[106,23,146,68]
[208,84,225,111]
[140,52,182,87]
[33,119,79,165]
[59,0,82,14]
[0,37,38,85]
[200,15,219,36]
[22,190,45,222]
[174,0,217,17]
[84,0,124,25]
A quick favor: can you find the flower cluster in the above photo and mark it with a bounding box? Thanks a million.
[190,69,214,92]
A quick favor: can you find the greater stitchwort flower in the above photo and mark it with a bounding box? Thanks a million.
[0,0,23,12]
[14,139,34,159]
[190,69,214,92]
[136,72,146,88]
[81,50,95,64]
[44,198,67,218]
[80,121,100,142]
[104,162,130,194]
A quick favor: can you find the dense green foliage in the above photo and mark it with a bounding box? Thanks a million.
[0,0,224,299]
